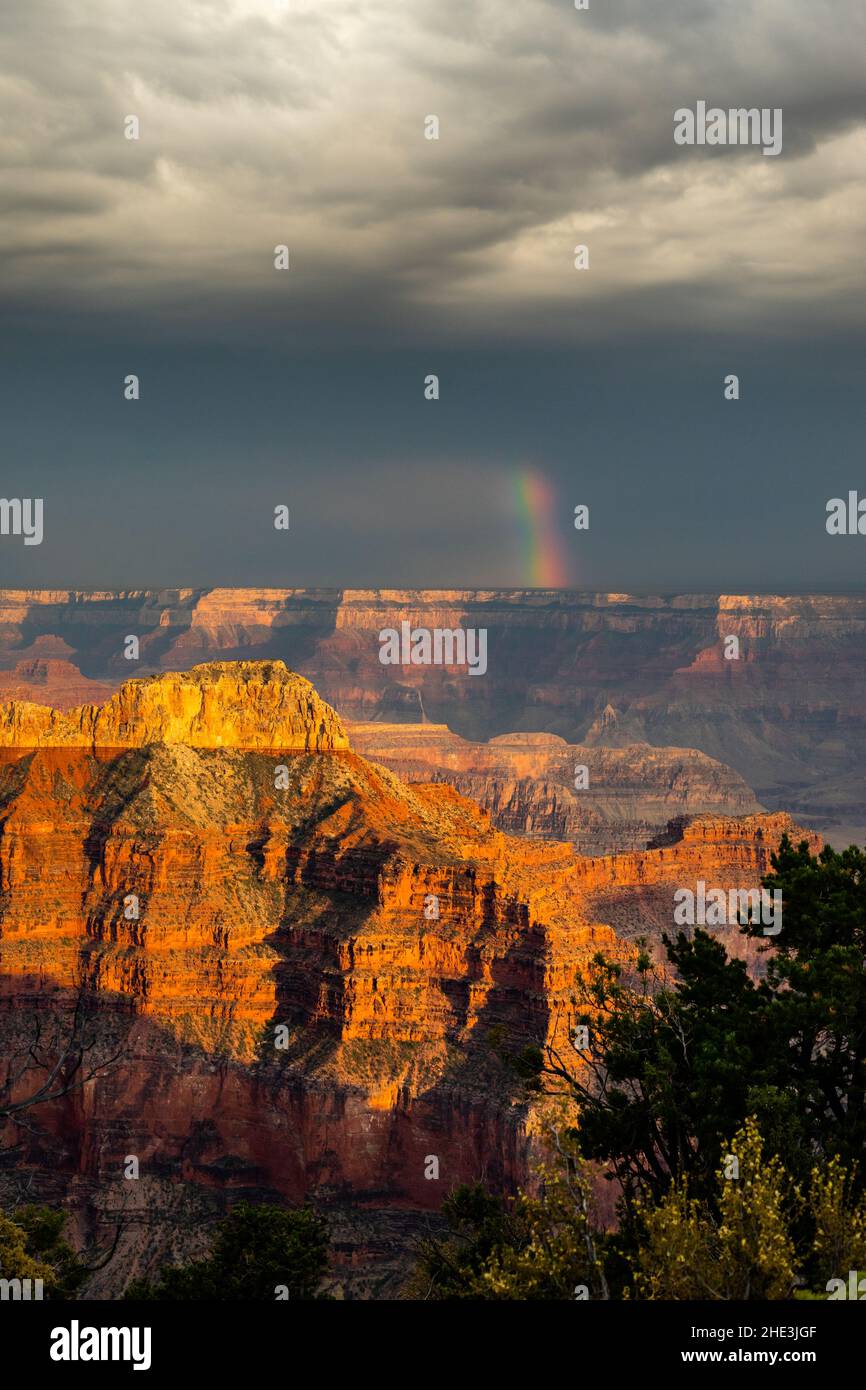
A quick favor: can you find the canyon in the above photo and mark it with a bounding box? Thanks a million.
[348,723,760,854]
[0,589,861,840]
[0,658,819,1296]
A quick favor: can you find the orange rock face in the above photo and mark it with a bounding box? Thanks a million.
[0,660,818,1295]
[0,661,349,752]
[571,812,821,974]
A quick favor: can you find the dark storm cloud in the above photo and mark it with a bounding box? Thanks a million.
[0,0,863,342]
[0,1,864,595]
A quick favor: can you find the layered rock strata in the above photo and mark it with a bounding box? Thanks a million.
[0,660,819,1295]
[349,723,761,854]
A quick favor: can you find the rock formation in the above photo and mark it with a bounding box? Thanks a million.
[0,661,349,752]
[0,657,113,711]
[572,811,821,974]
[0,661,609,1293]
[0,658,823,1295]
[0,589,862,838]
[349,722,761,854]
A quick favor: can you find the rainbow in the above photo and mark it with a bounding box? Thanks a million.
[511,468,572,587]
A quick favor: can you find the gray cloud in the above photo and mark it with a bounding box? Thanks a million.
[0,0,863,342]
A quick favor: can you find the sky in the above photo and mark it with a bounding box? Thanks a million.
[1,0,865,590]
